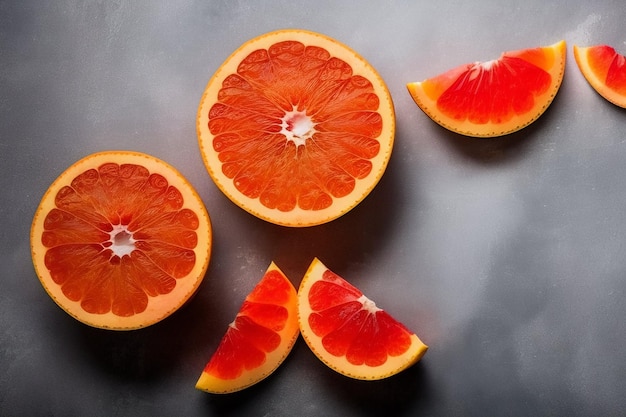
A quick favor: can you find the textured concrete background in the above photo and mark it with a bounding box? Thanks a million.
[2,1,625,416]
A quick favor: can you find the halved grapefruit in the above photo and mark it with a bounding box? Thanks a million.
[574,44,626,108]
[196,262,299,393]
[407,40,567,137]
[197,29,395,227]
[297,258,428,380]
[30,151,212,330]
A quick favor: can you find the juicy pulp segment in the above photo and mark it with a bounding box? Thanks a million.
[574,44,626,108]
[298,258,428,380]
[308,278,414,366]
[407,40,566,137]
[196,262,299,394]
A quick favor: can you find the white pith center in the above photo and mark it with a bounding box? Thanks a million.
[108,224,136,258]
[468,59,497,81]
[280,106,316,148]
[482,59,497,70]
[359,295,382,313]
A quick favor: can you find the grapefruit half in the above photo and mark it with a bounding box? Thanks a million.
[407,40,566,137]
[30,151,212,330]
[197,29,395,227]
[196,262,299,393]
[574,44,626,108]
[297,258,428,380]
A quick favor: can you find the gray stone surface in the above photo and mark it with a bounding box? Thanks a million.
[2,1,625,416]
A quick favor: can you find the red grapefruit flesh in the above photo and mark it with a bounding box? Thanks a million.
[297,258,428,380]
[407,40,566,137]
[30,151,212,330]
[197,29,395,227]
[574,44,626,108]
[196,262,299,393]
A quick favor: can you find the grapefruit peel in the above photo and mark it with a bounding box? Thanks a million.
[407,40,567,137]
[574,44,626,108]
[297,258,428,380]
[196,262,299,394]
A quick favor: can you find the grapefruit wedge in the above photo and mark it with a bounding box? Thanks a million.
[197,29,395,227]
[407,40,566,137]
[196,262,299,393]
[297,258,428,380]
[574,44,626,108]
[30,151,212,330]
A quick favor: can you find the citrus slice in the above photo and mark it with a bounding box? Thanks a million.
[407,40,567,137]
[30,151,212,330]
[197,29,395,227]
[297,258,428,380]
[573,44,626,108]
[196,262,299,393]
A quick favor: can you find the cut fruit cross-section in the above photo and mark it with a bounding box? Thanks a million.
[30,151,212,330]
[197,29,395,227]
[407,40,566,137]
[298,258,428,380]
[574,44,626,108]
[196,262,299,394]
